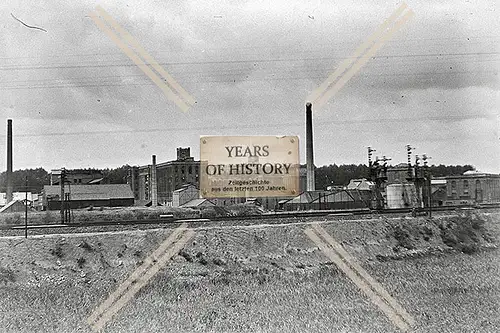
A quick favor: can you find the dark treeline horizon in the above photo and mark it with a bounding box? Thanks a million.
[0,163,477,193]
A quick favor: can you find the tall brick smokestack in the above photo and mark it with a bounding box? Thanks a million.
[306,103,315,191]
[151,155,158,207]
[6,119,13,203]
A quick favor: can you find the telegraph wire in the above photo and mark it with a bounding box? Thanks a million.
[0,35,498,60]
[0,52,498,71]
[0,115,493,139]
[0,70,497,91]
[1,55,498,86]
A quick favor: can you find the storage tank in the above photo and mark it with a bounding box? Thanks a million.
[386,184,418,209]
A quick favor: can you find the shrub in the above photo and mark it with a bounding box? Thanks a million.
[12,213,22,225]
[179,250,193,262]
[147,212,160,220]
[213,258,227,266]
[77,257,86,268]
[50,245,64,258]
[200,209,218,219]
[393,225,415,250]
[134,210,145,220]
[78,241,93,252]
[461,243,479,254]
[121,211,134,221]
[439,213,491,254]
[0,267,16,284]
[41,211,53,224]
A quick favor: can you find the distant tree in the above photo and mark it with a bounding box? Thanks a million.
[102,165,130,184]
[0,168,49,193]
[429,164,475,177]
[315,164,370,190]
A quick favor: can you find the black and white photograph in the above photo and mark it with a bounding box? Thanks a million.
[0,1,499,332]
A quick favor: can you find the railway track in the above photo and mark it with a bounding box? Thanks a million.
[1,204,498,237]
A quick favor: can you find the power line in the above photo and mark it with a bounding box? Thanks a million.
[0,35,498,60]
[0,70,496,91]
[0,114,493,139]
[1,55,498,86]
[0,52,498,71]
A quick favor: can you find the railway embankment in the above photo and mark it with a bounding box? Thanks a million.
[0,211,497,286]
[0,211,498,332]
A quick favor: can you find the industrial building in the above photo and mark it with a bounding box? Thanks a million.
[0,192,33,207]
[42,184,134,210]
[130,147,200,205]
[280,178,373,211]
[50,169,104,185]
[443,171,500,205]
[130,146,308,208]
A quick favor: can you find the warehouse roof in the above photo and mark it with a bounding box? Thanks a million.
[173,184,198,193]
[181,198,215,207]
[43,184,134,201]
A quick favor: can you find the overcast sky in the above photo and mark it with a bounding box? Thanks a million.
[0,0,498,173]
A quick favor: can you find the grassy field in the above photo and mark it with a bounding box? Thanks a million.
[0,212,498,332]
[0,204,266,226]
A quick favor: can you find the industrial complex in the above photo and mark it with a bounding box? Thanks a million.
[1,108,500,214]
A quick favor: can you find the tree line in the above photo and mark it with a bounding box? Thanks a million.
[0,163,476,194]
[0,166,131,193]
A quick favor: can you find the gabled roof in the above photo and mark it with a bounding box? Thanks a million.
[180,198,215,207]
[173,184,198,193]
[43,184,134,200]
[286,191,330,204]
[347,178,375,190]
[0,200,25,213]
[310,189,371,204]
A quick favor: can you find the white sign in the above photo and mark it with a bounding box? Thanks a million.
[200,136,299,198]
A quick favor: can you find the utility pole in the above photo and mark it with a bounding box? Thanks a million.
[25,176,28,238]
[423,154,432,218]
[60,168,66,223]
[406,144,414,181]
[368,146,376,180]
[415,154,423,208]
[367,147,389,211]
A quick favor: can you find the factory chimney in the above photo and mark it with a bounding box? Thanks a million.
[306,103,315,191]
[150,155,158,207]
[6,119,13,203]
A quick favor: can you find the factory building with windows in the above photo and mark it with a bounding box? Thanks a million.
[129,147,200,205]
[444,171,500,205]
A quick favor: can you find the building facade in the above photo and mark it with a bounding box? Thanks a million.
[444,171,500,205]
[133,148,200,205]
[42,184,134,210]
[50,169,103,185]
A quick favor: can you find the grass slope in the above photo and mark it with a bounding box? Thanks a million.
[0,211,498,332]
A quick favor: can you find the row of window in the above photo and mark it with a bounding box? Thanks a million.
[174,165,199,175]
[450,179,480,195]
